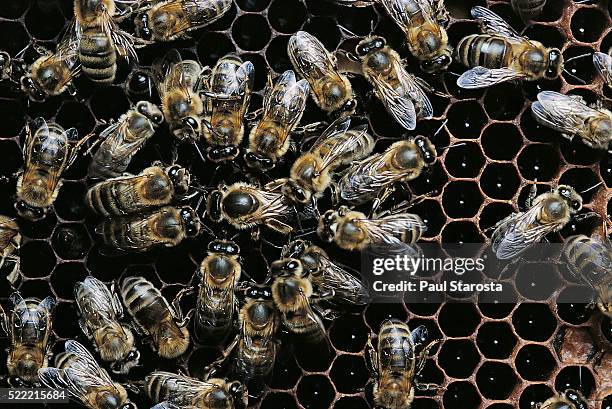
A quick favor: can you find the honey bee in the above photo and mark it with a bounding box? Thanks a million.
[288,31,356,114]
[562,234,611,318]
[455,6,563,89]
[337,135,437,207]
[86,164,190,217]
[0,216,21,283]
[145,371,248,409]
[0,293,55,386]
[531,91,612,152]
[491,185,583,260]
[16,118,92,221]
[207,183,294,234]
[120,276,190,359]
[511,0,546,22]
[379,0,452,73]
[194,239,242,342]
[134,0,233,43]
[19,34,81,102]
[593,52,612,88]
[536,390,589,409]
[88,101,164,179]
[367,319,440,409]
[355,36,433,130]
[95,205,201,252]
[318,205,426,251]
[244,70,310,171]
[153,49,207,142]
[266,116,374,205]
[200,55,254,163]
[74,276,140,374]
[0,51,13,80]
[38,340,136,409]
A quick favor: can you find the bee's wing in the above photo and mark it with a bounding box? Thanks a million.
[24,117,49,163]
[594,52,612,87]
[370,74,417,130]
[235,60,255,96]
[564,235,612,287]
[63,340,113,381]
[152,50,198,96]
[242,189,290,225]
[155,0,231,37]
[357,213,426,245]
[288,31,341,82]
[317,125,373,172]
[409,325,429,347]
[53,20,81,77]
[77,276,122,324]
[308,116,352,153]
[457,66,525,89]
[316,254,370,305]
[338,154,404,203]
[98,6,138,64]
[531,91,596,134]
[471,6,525,41]
[161,374,221,403]
[393,58,434,119]
[265,70,309,134]
[95,120,149,165]
[381,0,435,32]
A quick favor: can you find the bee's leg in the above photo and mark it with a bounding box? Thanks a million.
[572,212,600,222]
[365,333,379,375]
[293,121,329,135]
[412,75,452,98]
[369,186,395,217]
[172,286,196,322]
[125,380,144,394]
[30,39,52,57]
[434,0,450,25]
[525,182,539,209]
[4,256,20,286]
[416,339,441,373]
[415,382,442,391]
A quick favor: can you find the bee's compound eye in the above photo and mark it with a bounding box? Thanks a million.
[183,116,199,129]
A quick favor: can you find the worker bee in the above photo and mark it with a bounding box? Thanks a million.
[379,0,452,73]
[593,52,612,88]
[96,205,201,252]
[267,116,374,205]
[145,371,247,409]
[153,49,207,142]
[337,135,437,207]
[491,185,583,260]
[74,276,140,374]
[318,205,426,251]
[16,118,91,221]
[38,340,136,409]
[86,164,190,217]
[511,0,546,22]
[20,33,81,102]
[536,390,589,409]
[207,183,294,234]
[367,319,440,409]
[134,0,233,43]
[455,6,563,89]
[201,55,254,163]
[120,276,190,359]
[355,36,433,130]
[531,91,612,152]
[194,239,242,342]
[0,293,55,386]
[88,101,164,179]
[244,70,310,171]
[0,216,20,283]
[288,31,356,115]
[562,234,611,318]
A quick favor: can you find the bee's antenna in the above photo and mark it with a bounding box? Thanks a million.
[433,119,449,137]
[564,53,592,63]
[563,68,587,85]
[192,141,206,163]
[338,25,359,38]
[579,181,603,194]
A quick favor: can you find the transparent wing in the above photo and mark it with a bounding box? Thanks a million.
[24,117,49,163]
[381,0,435,32]
[393,58,434,119]
[457,66,525,89]
[471,6,525,41]
[63,340,113,383]
[96,120,149,165]
[235,60,255,96]
[152,372,220,403]
[317,125,373,172]
[53,20,81,76]
[315,254,370,305]
[370,74,417,130]
[77,276,122,323]
[263,71,309,135]
[288,31,341,82]
[359,213,426,245]
[99,8,138,63]
[308,116,352,154]
[531,91,597,134]
[594,52,612,86]
[155,0,231,37]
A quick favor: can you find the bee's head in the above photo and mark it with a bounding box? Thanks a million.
[414,135,437,166]
[20,76,46,102]
[421,52,453,74]
[546,48,563,79]
[356,36,386,57]
[165,165,190,195]
[179,207,201,237]
[15,200,46,221]
[555,185,582,213]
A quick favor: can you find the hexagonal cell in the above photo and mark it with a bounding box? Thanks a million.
[555,366,595,397]
[438,303,480,337]
[334,396,369,409]
[443,381,481,409]
[0,0,28,18]
[476,322,517,359]
[261,392,298,409]
[330,355,369,394]
[516,263,560,302]
[444,142,484,178]
[0,21,30,56]
[50,262,88,300]
[21,240,56,278]
[442,181,483,219]
[483,82,525,120]
[512,303,557,342]
[476,361,517,399]
[516,344,556,381]
[196,32,236,68]
[523,24,566,49]
[155,246,196,284]
[481,123,523,161]
[520,105,560,143]
[364,303,407,331]
[236,0,270,11]
[600,316,611,344]
[268,0,306,34]
[409,199,446,238]
[518,144,560,181]
[25,2,65,40]
[478,202,515,233]
[85,246,131,282]
[519,384,554,409]
[438,339,480,379]
[571,7,607,43]
[338,7,379,37]
[53,182,88,221]
[18,212,58,240]
[447,101,488,140]
[266,35,292,74]
[233,14,272,51]
[487,405,513,409]
[558,168,602,204]
[0,100,26,137]
[410,162,449,198]
[269,354,302,390]
[442,221,484,243]
[329,314,367,353]
[297,374,335,409]
[481,163,521,201]
[52,224,92,260]
[601,153,612,188]
[0,139,23,176]
[18,279,54,301]
[406,301,441,317]
[56,101,96,137]
[563,46,598,86]
[90,86,131,121]
[556,286,593,325]
[187,347,220,379]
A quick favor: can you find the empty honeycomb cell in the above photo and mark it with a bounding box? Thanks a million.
[558,168,601,204]
[515,344,557,381]
[554,366,595,397]
[405,200,446,238]
[481,123,523,161]
[533,0,565,22]
[296,374,336,409]
[409,162,449,197]
[483,83,525,120]
[51,224,91,260]
[443,70,485,100]
[17,212,57,239]
[517,143,560,181]
[481,163,521,201]
[261,392,298,409]
[18,279,54,301]
[85,246,131,281]
[477,297,516,319]
[442,181,483,219]
[53,182,87,221]
[334,396,369,409]
[438,303,480,337]
[446,101,488,140]
[560,138,604,166]
[444,142,484,178]
[603,316,612,343]
[90,86,131,121]
[52,301,81,338]
[196,32,237,68]
[236,0,271,12]
[55,101,96,137]
[438,339,480,378]
[441,221,484,243]
[269,355,302,390]
[571,7,607,43]
[337,7,378,37]
[268,0,306,34]
[329,314,367,353]
[266,35,292,74]
[20,240,56,278]
[512,303,557,341]
[330,355,369,394]
[186,347,219,378]
[406,302,441,317]
[0,21,29,56]
[476,361,517,399]
[443,381,481,409]
[364,303,407,331]
[50,262,87,300]
[365,99,410,137]
[24,2,65,40]
[488,405,513,409]
[559,209,601,238]
[563,46,598,85]
[516,263,560,301]
[555,286,593,325]
[476,322,517,359]
[240,53,270,91]
[523,24,566,50]
[0,0,28,18]
[233,14,272,51]
[0,100,26,137]
[519,384,554,409]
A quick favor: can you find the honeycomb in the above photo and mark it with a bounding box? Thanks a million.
[0,0,610,408]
